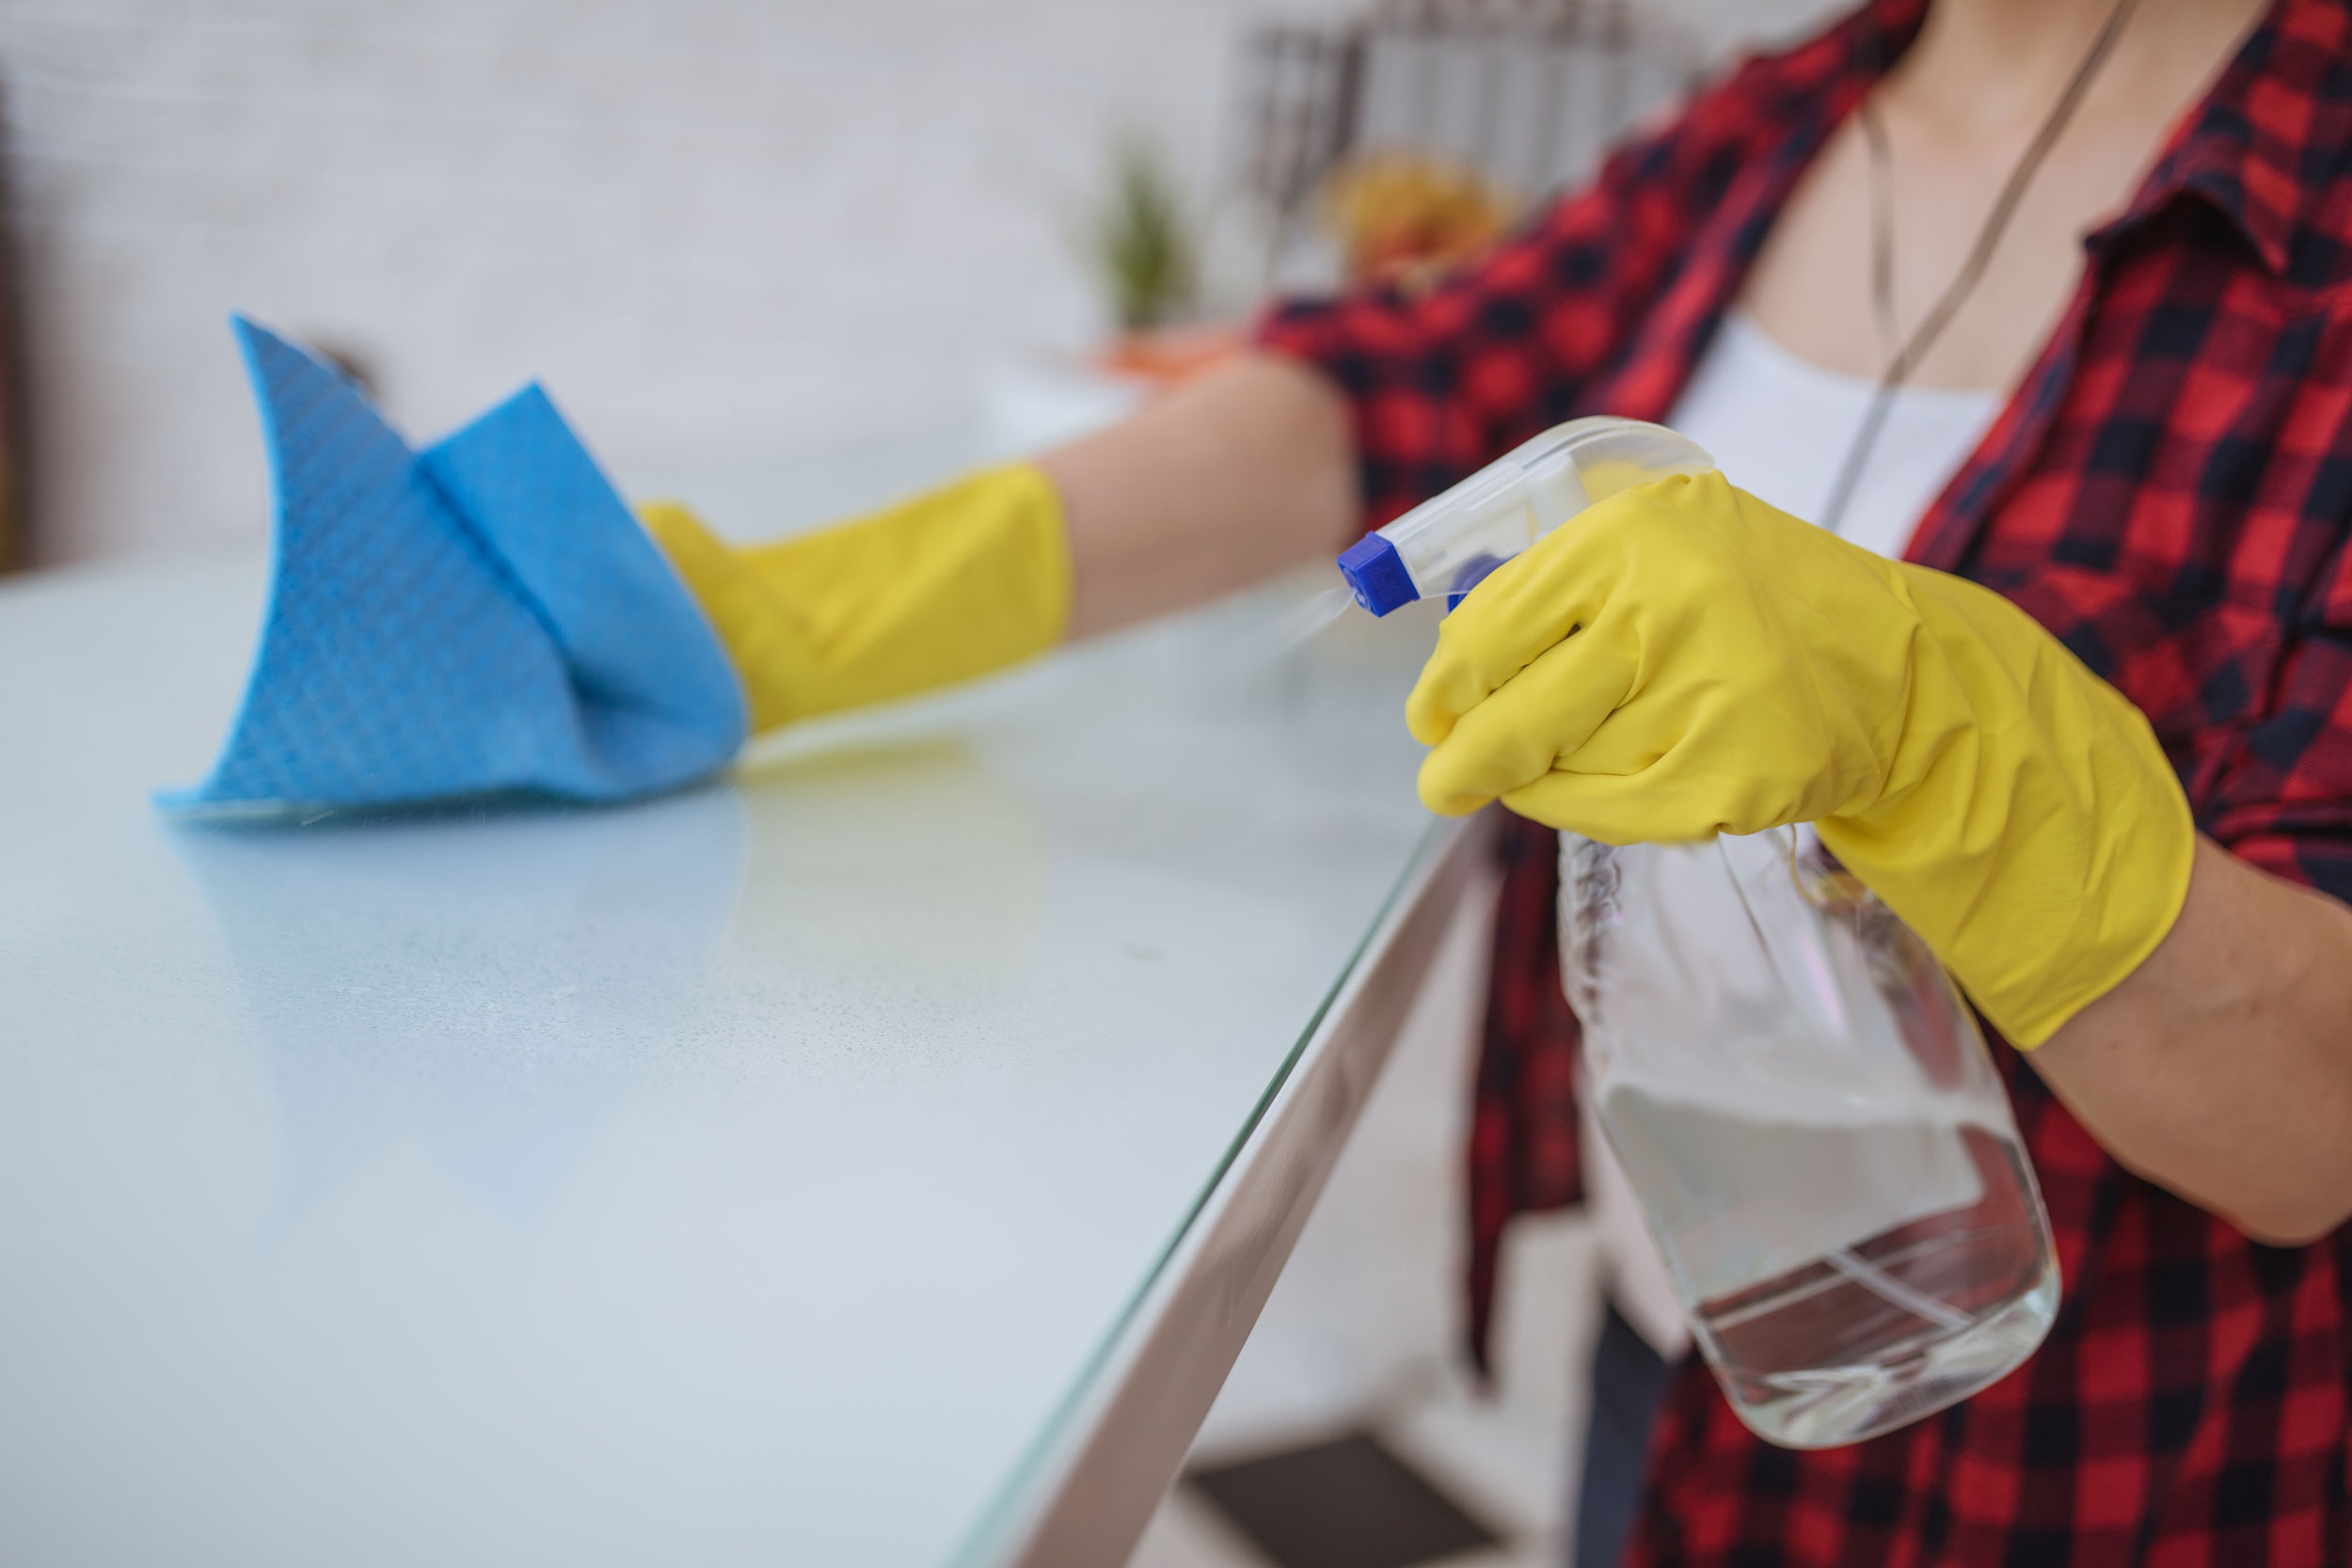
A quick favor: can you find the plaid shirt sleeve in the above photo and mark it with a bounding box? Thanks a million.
[1255,70,1760,524]
[2200,517,2352,900]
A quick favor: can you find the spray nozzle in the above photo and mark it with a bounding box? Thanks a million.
[1334,416,1716,616]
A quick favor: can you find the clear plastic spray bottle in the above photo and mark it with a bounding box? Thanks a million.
[1339,418,2059,1449]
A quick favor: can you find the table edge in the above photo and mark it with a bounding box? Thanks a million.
[969,811,1491,1568]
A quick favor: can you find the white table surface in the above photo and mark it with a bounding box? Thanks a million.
[0,546,1447,1568]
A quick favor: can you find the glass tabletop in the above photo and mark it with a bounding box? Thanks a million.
[0,546,1441,1567]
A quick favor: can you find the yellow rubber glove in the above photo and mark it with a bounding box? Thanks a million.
[640,463,1072,734]
[1407,468,2196,1048]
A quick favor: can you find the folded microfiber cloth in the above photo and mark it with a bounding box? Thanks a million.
[161,318,748,816]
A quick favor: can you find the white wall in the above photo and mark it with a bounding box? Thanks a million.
[0,0,1841,565]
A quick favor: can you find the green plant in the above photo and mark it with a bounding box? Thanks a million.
[1081,134,1199,334]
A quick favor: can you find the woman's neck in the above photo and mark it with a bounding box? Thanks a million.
[1738,0,2270,390]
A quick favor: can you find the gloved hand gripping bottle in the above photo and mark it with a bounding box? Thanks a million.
[1342,419,2060,1449]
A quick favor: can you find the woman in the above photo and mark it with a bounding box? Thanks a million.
[649,0,2352,1559]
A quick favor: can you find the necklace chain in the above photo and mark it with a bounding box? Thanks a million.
[1817,0,2142,535]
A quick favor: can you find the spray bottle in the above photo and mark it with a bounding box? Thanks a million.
[1335,417,2061,1449]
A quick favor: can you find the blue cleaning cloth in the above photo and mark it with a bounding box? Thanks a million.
[161,318,748,815]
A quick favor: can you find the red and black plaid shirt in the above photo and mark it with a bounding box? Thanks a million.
[1262,0,2352,1560]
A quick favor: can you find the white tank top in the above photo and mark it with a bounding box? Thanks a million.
[1588,309,2004,1357]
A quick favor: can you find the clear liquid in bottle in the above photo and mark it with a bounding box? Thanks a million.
[1598,1075,2058,1447]
[1564,830,2061,1449]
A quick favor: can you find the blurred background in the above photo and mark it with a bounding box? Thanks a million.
[0,3,1844,1565]
[3,0,1838,567]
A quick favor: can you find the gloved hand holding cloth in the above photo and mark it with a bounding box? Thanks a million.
[640,466,1070,735]
[167,321,759,816]
[1407,468,2196,1048]
[168,319,1072,816]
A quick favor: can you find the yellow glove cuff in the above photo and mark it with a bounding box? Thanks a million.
[641,463,1072,734]
[1820,568,2198,1049]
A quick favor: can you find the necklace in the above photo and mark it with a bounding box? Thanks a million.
[1817,0,2141,535]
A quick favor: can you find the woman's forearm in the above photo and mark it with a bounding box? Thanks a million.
[2031,836,2352,1243]
[1039,352,1360,641]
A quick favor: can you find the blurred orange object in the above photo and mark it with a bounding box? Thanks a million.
[1096,322,1249,389]
[1323,152,1518,293]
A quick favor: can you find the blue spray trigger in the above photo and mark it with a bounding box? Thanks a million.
[1445,552,1507,611]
